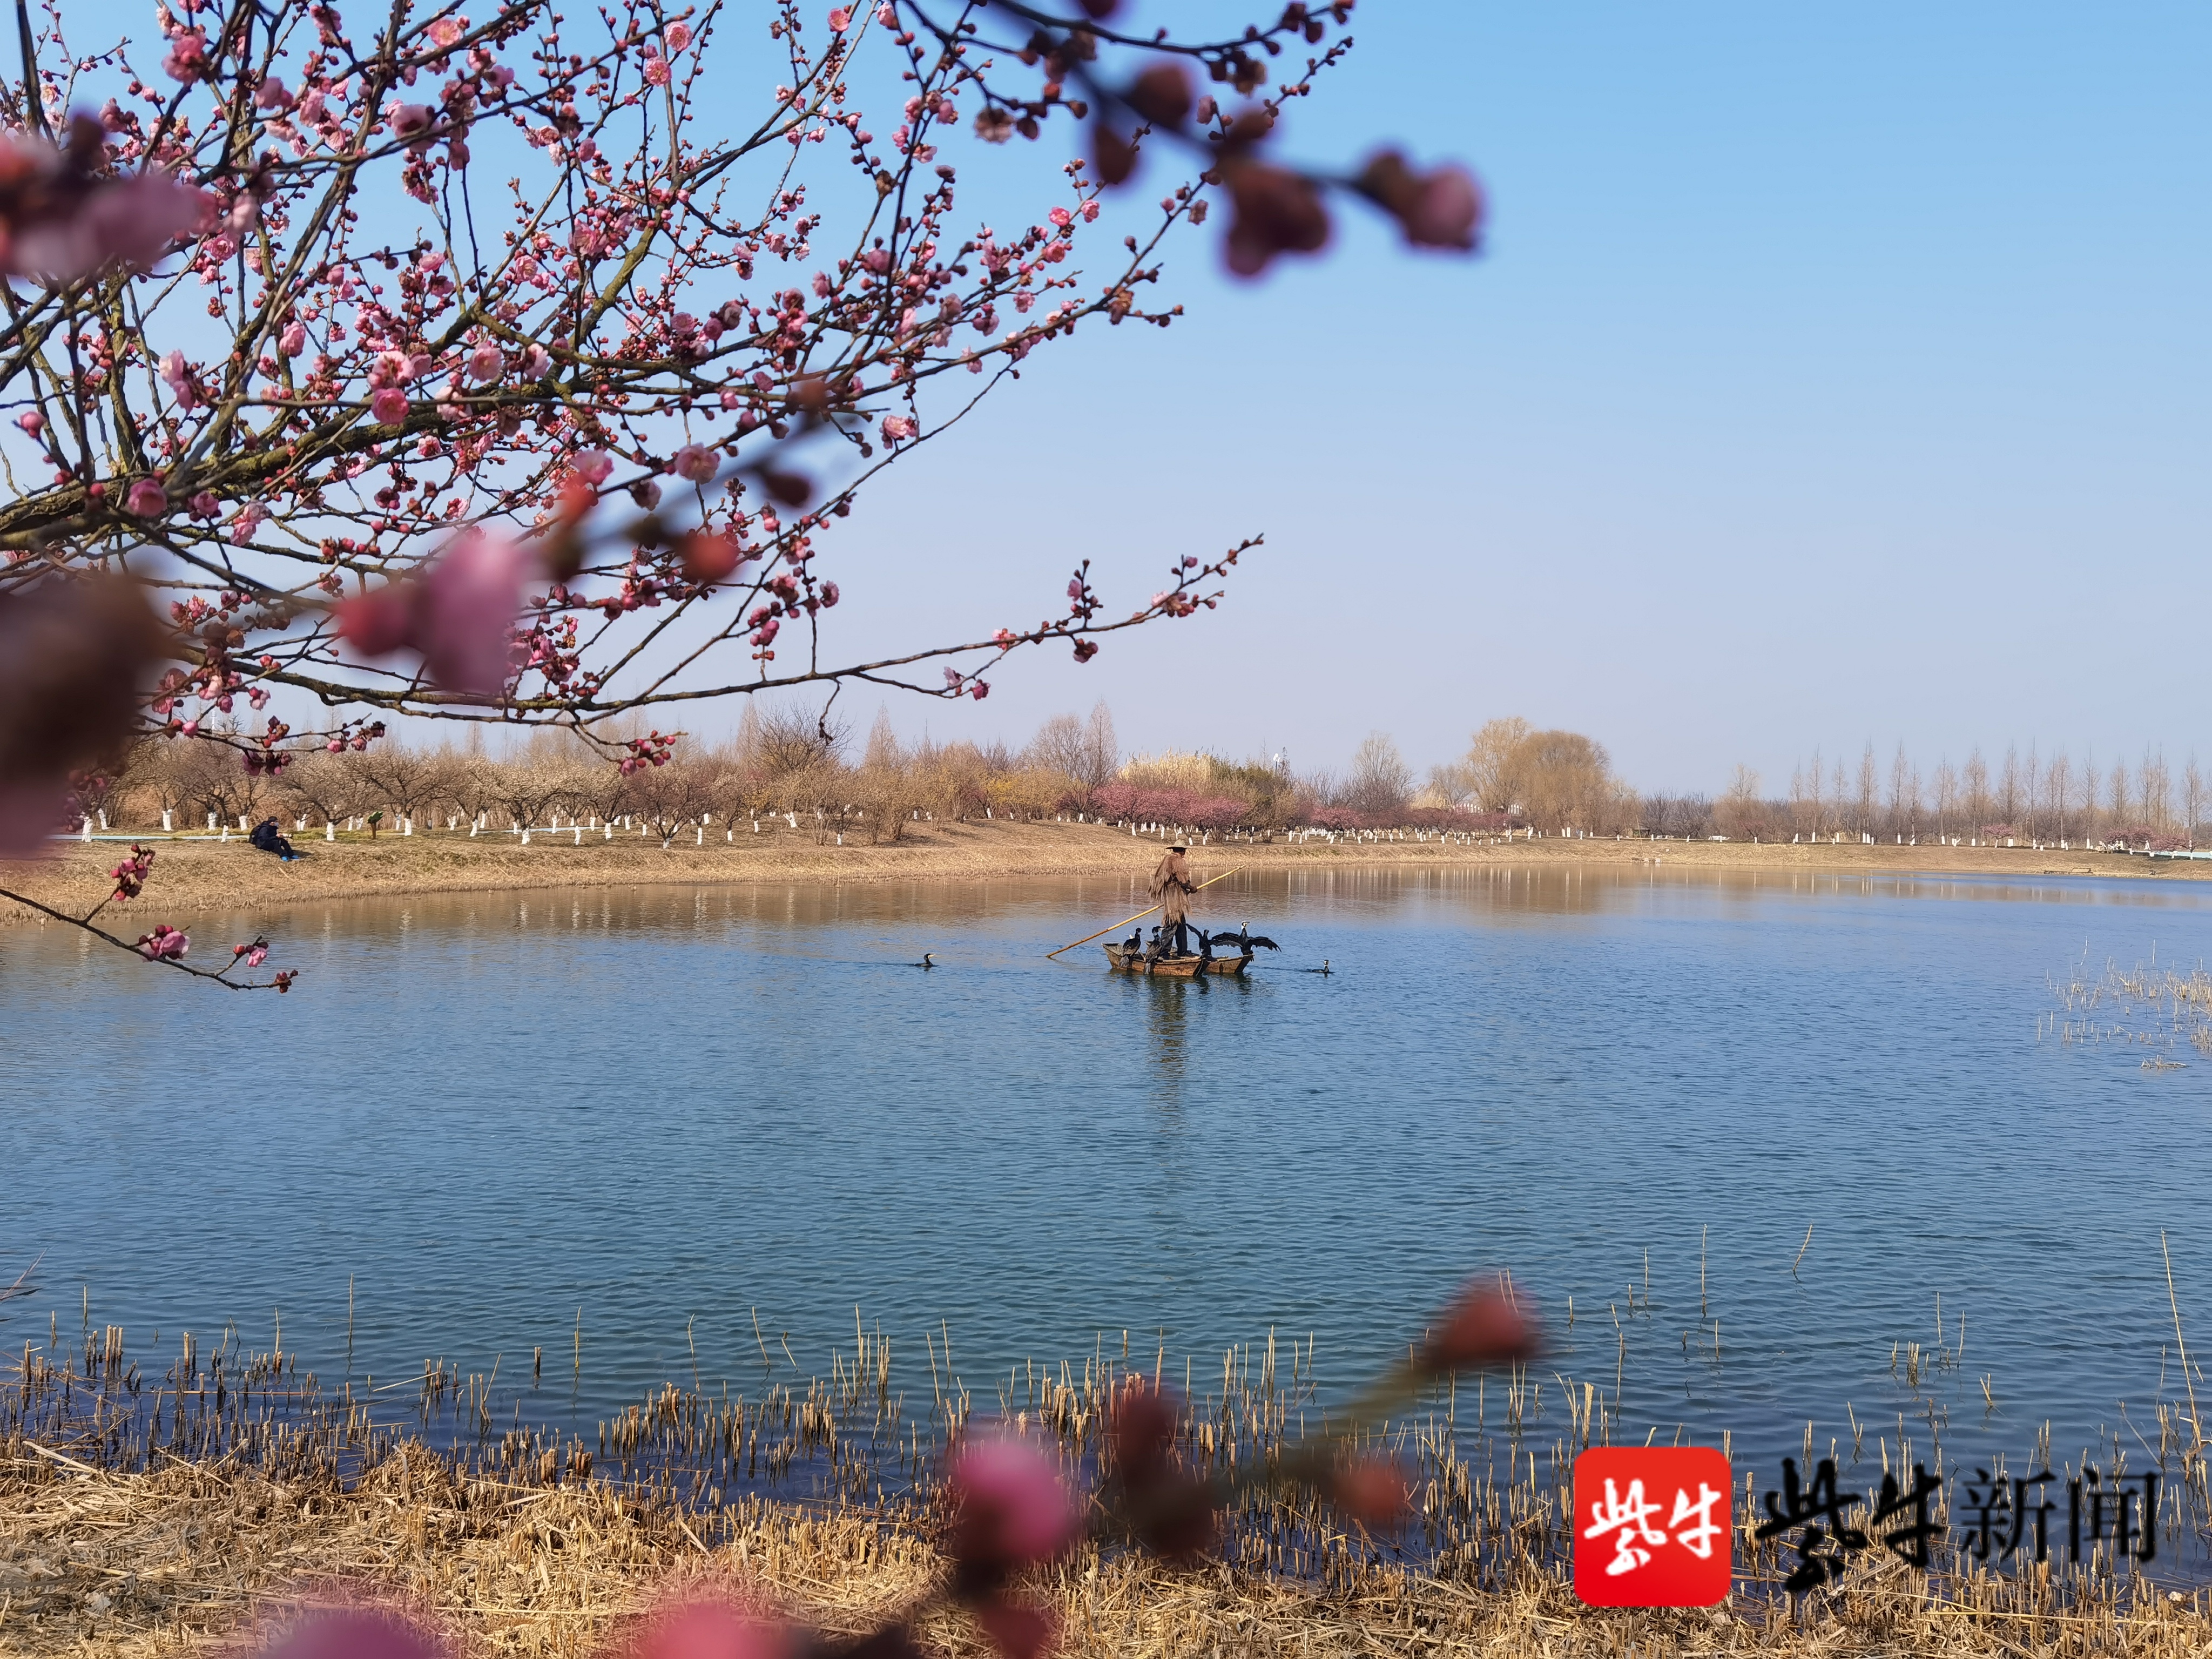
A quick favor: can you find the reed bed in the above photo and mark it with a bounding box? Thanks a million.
[6,1316,2210,1655]
[2042,955,2212,1060]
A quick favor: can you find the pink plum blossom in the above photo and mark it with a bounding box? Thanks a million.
[16,410,43,437]
[643,55,671,86]
[627,1601,787,1659]
[413,529,531,698]
[389,104,437,143]
[669,443,717,483]
[370,387,409,424]
[338,531,531,699]
[881,414,916,442]
[124,477,167,516]
[135,925,190,961]
[163,29,209,84]
[466,342,504,381]
[947,1435,1078,1568]
[665,22,694,51]
[9,168,210,280]
[828,9,852,31]
[573,449,614,484]
[279,321,307,355]
[160,350,199,410]
[1405,166,1482,249]
[248,1606,445,1659]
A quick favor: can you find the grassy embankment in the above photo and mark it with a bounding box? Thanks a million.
[5,1456,2207,1657]
[5,819,2204,924]
[4,1321,2207,1657]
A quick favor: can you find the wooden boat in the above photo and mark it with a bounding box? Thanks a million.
[1103,944,1251,977]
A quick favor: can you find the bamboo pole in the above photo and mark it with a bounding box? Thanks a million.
[1046,867,1242,959]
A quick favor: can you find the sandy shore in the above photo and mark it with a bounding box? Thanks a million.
[3,820,2206,925]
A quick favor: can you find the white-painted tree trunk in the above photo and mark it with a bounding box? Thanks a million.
[160,810,173,831]
[326,821,336,841]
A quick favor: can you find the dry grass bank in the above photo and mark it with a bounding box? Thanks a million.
[4,822,2205,925]
[2,1449,2204,1658]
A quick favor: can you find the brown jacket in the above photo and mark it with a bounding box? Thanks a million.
[1149,850,1195,921]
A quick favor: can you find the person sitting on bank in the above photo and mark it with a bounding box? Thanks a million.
[1150,841,1196,956]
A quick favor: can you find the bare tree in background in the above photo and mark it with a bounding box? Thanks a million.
[1932,759,1958,841]
[279,751,366,835]
[631,763,719,849]
[2141,748,2171,832]
[1082,702,1121,798]
[1856,744,1879,839]
[1717,764,1763,840]
[2184,756,2205,849]
[1343,732,1414,818]
[355,746,449,835]
[2046,750,2073,845]
[1426,761,1473,808]
[1025,700,1117,807]
[1789,747,1822,839]
[1455,718,1534,814]
[1998,745,2021,832]
[1512,730,1626,833]
[1962,748,1991,834]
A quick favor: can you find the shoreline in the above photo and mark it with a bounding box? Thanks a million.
[5,820,2208,925]
[2,1446,2203,1657]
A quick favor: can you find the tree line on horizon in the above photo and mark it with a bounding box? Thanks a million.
[1679,741,2210,850]
[73,705,1624,844]
[64,711,2208,851]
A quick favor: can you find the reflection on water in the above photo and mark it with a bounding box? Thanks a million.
[4,863,2212,1535]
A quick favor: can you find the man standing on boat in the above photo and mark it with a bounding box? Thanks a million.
[1150,842,1197,957]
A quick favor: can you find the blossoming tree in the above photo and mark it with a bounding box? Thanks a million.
[0,0,1481,981]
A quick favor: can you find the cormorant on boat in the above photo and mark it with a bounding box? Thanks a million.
[1122,928,1143,954]
[1225,924,1280,953]
[249,819,302,860]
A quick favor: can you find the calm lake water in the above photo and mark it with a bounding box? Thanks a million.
[4,864,2210,1551]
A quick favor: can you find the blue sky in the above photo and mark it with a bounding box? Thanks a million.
[840,2,2209,791]
[58,1,2210,791]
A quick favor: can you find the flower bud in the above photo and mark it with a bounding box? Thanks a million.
[1414,1274,1539,1374]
